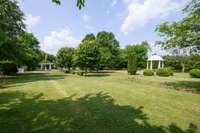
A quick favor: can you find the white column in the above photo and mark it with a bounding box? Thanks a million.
[150,60,153,70]
[45,64,47,71]
[158,61,161,69]
[49,64,52,70]
[162,61,164,68]
[40,64,43,70]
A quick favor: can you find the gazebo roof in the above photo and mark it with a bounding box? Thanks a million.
[148,55,163,61]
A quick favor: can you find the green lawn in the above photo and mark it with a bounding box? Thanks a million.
[0,71,200,133]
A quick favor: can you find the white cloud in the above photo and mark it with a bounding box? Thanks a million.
[40,27,80,55]
[121,0,188,34]
[24,14,41,28]
[82,14,90,23]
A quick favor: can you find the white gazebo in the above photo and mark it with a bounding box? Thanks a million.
[147,55,164,70]
[40,62,54,71]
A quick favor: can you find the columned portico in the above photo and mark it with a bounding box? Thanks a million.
[40,63,54,71]
[147,55,164,70]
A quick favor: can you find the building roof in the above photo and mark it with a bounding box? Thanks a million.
[148,55,163,61]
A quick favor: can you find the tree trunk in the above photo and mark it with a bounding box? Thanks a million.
[85,67,87,76]
[182,62,185,73]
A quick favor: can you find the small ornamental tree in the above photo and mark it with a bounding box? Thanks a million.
[128,52,137,75]
[126,45,137,75]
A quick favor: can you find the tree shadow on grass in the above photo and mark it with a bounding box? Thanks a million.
[0,72,65,89]
[0,91,197,133]
[165,81,200,93]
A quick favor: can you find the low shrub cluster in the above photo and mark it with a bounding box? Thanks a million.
[77,71,84,76]
[0,61,18,75]
[190,69,200,78]
[156,68,173,77]
[143,70,154,76]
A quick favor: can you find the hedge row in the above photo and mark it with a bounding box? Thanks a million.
[143,68,174,77]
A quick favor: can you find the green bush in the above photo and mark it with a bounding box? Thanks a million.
[77,71,84,76]
[190,69,200,78]
[0,61,18,75]
[143,70,154,76]
[128,52,137,75]
[156,68,173,77]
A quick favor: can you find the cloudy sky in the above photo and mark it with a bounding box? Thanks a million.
[19,0,188,55]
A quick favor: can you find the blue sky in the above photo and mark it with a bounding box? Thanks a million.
[19,0,188,55]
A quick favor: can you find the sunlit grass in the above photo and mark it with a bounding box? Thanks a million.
[0,71,199,132]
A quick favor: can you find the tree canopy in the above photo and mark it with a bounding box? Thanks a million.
[0,0,25,62]
[156,0,200,53]
[77,39,101,73]
[56,47,74,71]
[96,31,120,68]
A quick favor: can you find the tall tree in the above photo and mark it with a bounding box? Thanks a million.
[77,40,100,74]
[96,31,120,68]
[0,0,25,62]
[81,33,95,43]
[56,47,74,71]
[133,41,149,69]
[17,32,41,70]
[156,0,200,72]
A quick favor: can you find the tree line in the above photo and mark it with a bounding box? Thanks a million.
[0,0,199,75]
[55,32,149,75]
[0,0,55,74]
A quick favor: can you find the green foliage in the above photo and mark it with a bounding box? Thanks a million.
[156,68,174,77]
[82,33,95,43]
[132,41,149,69]
[52,0,85,9]
[77,40,101,73]
[126,42,148,74]
[164,55,200,72]
[77,71,84,76]
[0,61,18,75]
[0,0,25,62]
[143,70,154,76]
[190,69,200,78]
[16,32,42,69]
[96,31,120,69]
[115,49,127,69]
[127,46,137,75]
[56,47,74,71]
[0,1,43,70]
[156,0,200,53]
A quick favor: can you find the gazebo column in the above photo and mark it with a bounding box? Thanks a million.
[45,64,47,71]
[40,64,43,70]
[146,61,149,70]
[49,64,52,70]
[162,61,164,68]
[158,60,161,69]
[150,60,153,70]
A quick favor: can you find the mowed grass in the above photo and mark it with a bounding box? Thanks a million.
[0,71,200,133]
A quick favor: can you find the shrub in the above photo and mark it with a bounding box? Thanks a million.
[69,71,75,74]
[128,52,137,75]
[0,61,18,75]
[190,69,200,78]
[77,71,84,76]
[65,70,70,73]
[156,68,173,77]
[143,70,154,76]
